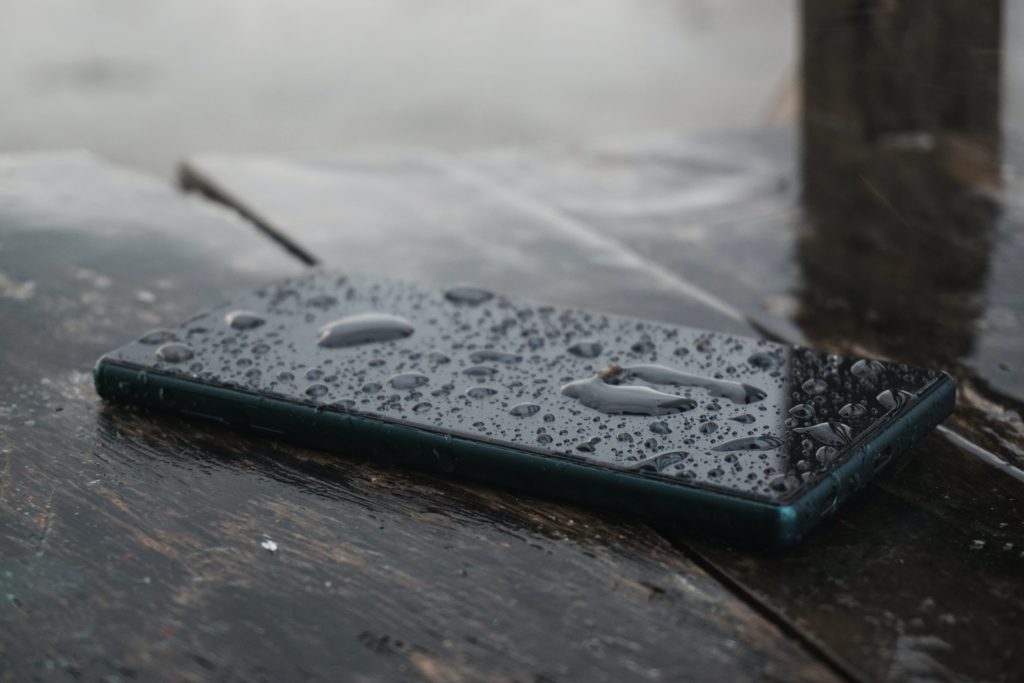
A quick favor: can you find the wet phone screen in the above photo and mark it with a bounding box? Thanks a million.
[98,269,948,505]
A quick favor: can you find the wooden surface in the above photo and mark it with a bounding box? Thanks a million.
[0,153,843,682]
[180,125,1024,682]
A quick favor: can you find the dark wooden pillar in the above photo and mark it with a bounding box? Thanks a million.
[797,0,1002,363]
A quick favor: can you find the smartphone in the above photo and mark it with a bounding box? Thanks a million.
[93,269,955,546]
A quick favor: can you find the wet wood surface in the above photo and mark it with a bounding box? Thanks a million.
[0,153,842,682]
[182,123,1024,682]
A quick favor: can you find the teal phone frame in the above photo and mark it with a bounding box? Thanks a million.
[95,359,956,546]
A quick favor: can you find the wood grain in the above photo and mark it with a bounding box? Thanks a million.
[0,153,837,682]
[182,131,1024,681]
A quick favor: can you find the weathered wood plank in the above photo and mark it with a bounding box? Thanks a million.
[185,139,1024,682]
[0,154,838,682]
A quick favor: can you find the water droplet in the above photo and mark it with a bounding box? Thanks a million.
[561,372,696,416]
[537,434,553,445]
[305,368,324,381]
[851,359,885,382]
[463,365,498,377]
[630,337,655,354]
[412,401,433,413]
[619,364,765,404]
[699,421,718,434]
[428,350,450,364]
[317,313,414,348]
[838,402,867,419]
[876,389,915,411]
[801,378,828,395]
[469,350,521,364]
[389,372,429,390]
[568,341,603,359]
[815,446,838,463]
[466,386,498,399]
[306,384,329,398]
[225,310,265,330]
[794,421,852,446]
[444,286,494,306]
[747,352,782,370]
[730,414,756,424]
[789,403,815,420]
[768,475,798,493]
[634,451,687,473]
[155,342,193,363]
[712,435,784,451]
[139,328,176,344]
[361,382,382,394]
[649,421,672,435]
[509,403,541,418]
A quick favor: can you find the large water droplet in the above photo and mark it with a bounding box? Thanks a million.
[634,451,687,473]
[139,328,176,345]
[306,384,329,398]
[466,386,498,399]
[317,313,414,348]
[509,403,541,418]
[712,435,784,451]
[876,389,915,411]
[794,421,852,446]
[156,342,193,363]
[618,364,766,404]
[226,310,266,330]
[444,286,494,306]
[561,372,696,417]
[747,352,782,370]
[788,403,815,419]
[851,359,885,382]
[463,365,498,377]
[389,372,429,390]
[412,401,433,413]
[838,402,867,419]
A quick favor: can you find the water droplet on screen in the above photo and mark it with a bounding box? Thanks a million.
[412,401,433,413]
[729,414,756,424]
[620,364,765,404]
[317,313,414,348]
[699,421,719,434]
[306,384,328,398]
[139,328,176,344]
[389,372,429,390]
[444,286,494,306]
[466,386,498,399]
[649,421,672,435]
[225,310,266,330]
[801,378,828,395]
[769,475,798,493]
[789,403,815,419]
[876,389,915,411]
[469,350,522,364]
[794,421,852,446]
[851,359,885,382]
[463,365,498,377]
[712,435,784,451]
[306,294,338,310]
[630,337,655,354]
[635,451,687,473]
[568,341,603,359]
[155,342,193,363]
[561,372,696,416]
[747,352,782,370]
[509,403,541,417]
[838,402,866,419]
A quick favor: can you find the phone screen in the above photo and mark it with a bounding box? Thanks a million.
[101,269,941,504]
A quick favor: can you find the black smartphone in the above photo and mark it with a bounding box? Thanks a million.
[94,269,955,545]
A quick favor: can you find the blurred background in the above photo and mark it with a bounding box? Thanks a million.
[0,0,804,176]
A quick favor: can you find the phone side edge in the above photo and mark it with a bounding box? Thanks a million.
[778,372,958,544]
[94,358,795,546]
